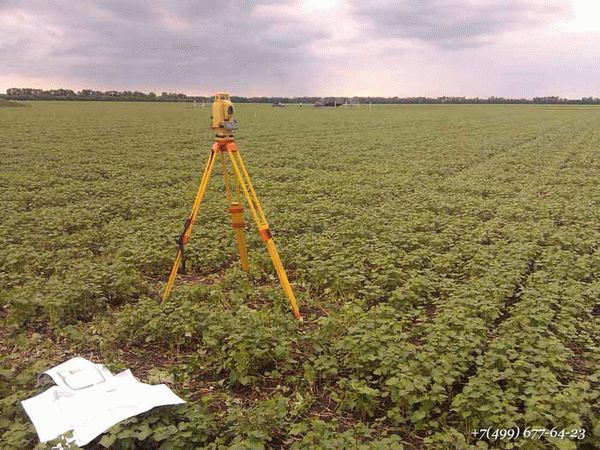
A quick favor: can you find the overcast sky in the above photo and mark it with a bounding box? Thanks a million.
[1,0,599,97]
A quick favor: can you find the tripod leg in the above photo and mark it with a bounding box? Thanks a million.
[162,148,218,302]
[226,148,302,319]
[220,152,249,271]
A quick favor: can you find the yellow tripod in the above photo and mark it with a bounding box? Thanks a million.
[161,95,301,320]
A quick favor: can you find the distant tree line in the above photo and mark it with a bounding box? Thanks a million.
[2,88,600,105]
[2,88,195,102]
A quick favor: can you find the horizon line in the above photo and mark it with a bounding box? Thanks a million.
[2,87,598,101]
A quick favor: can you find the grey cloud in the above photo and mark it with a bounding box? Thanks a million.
[0,0,327,93]
[350,0,572,49]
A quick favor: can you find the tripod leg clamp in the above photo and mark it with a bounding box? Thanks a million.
[259,225,272,242]
[229,204,245,229]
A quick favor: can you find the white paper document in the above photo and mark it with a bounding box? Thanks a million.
[21,357,185,447]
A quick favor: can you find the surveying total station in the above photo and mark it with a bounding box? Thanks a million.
[162,93,302,320]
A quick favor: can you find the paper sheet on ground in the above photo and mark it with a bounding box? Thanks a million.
[21,357,185,447]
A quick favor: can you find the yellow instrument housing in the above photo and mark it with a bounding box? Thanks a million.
[211,92,234,134]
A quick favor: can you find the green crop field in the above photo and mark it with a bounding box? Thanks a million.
[1,101,598,449]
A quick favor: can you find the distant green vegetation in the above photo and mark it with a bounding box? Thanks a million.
[5,87,600,104]
[1,102,598,448]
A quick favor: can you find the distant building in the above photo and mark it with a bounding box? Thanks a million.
[343,98,360,107]
[314,98,343,107]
